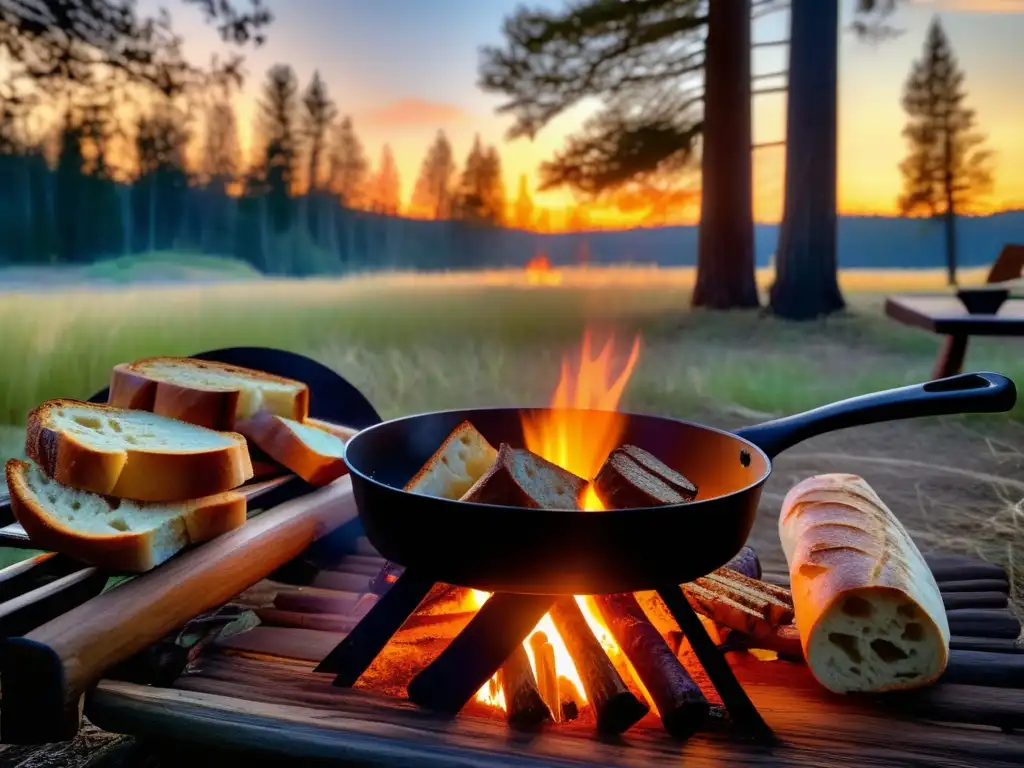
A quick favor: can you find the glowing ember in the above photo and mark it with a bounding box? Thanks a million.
[524,252,563,286]
[474,328,653,714]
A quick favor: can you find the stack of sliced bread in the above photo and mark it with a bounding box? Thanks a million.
[5,356,358,572]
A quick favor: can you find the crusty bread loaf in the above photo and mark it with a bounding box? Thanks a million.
[238,412,349,486]
[404,421,499,499]
[108,357,309,431]
[461,444,587,509]
[25,399,253,502]
[305,418,358,442]
[6,459,246,572]
[779,473,950,693]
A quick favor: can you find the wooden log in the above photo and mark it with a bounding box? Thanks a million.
[592,592,709,738]
[548,597,649,735]
[941,591,1009,611]
[273,586,362,615]
[497,644,552,729]
[724,547,761,580]
[311,571,374,593]
[529,632,561,723]
[939,579,1010,594]
[217,627,347,663]
[255,609,361,634]
[0,566,107,639]
[928,560,1008,583]
[946,609,1021,639]
[406,593,555,715]
[558,675,582,722]
[943,650,1024,688]
[948,636,1022,654]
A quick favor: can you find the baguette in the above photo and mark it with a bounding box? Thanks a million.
[237,412,350,486]
[108,357,309,431]
[779,473,950,693]
[404,421,499,499]
[461,444,587,509]
[6,459,246,572]
[25,400,253,502]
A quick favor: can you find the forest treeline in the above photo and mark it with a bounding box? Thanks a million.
[0,62,546,275]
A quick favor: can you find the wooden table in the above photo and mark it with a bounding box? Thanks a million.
[884,294,1024,378]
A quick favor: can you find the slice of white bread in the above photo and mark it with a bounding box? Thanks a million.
[404,421,499,500]
[237,412,351,486]
[6,459,247,572]
[108,357,309,431]
[305,418,359,442]
[779,473,950,694]
[26,399,253,502]
[461,444,587,509]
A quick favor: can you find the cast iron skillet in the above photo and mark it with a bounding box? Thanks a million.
[344,371,1016,596]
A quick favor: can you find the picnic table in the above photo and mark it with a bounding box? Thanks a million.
[885,292,1024,378]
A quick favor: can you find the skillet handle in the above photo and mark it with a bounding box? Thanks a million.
[733,372,1016,459]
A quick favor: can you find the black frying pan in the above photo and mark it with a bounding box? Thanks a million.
[344,371,1016,596]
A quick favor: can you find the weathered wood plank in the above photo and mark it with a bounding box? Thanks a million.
[86,675,1024,768]
[946,609,1021,639]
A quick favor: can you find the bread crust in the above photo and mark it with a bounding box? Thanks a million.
[25,399,254,502]
[780,473,950,693]
[238,412,348,486]
[404,421,498,499]
[108,357,309,431]
[6,459,246,572]
[461,444,587,509]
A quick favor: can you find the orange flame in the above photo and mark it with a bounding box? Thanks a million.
[474,328,654,715]
[525,252,563,286]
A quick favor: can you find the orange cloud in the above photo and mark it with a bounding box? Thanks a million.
[361,98,470,129]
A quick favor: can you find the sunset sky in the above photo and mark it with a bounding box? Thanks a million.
[156,0,1024,227]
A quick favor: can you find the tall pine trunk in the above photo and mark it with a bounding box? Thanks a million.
[943,131,958,285]
[769,0,846,320]
[692,0,759,309]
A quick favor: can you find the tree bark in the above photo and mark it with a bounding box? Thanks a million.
[692,0,759,310]
[769,0,846,320]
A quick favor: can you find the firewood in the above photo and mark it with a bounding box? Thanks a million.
[558,675,582,722]
[406,593,556,714]
[497,644,552,728]
[701,569,793,625]
[592,445,697,508]
[593,592,709,739]
[724,547,762,580]
[529,631,561,722]
[549,597,649,734]
[681,577,787,642]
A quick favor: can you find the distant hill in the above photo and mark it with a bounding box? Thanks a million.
[457,210,1024,270]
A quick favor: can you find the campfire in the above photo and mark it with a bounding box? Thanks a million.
[319,328,798,738]
[524,252,563,286]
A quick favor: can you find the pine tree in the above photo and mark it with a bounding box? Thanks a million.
[411,130,456,219]
[257,64,300,231]
[513,174,534,230]
[453,136,505,226]
[328,117,369,208]
[369,145,401,215]
[201,100,241,192]
[301,70,337,193]
[898,17,992,285]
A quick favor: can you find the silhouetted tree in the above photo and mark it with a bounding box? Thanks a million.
[897,17,992,285]
[256,64,300,231]
[453,135,505,226]
[513,174,534,230]
[134,105,191,251]
[301,70,336,192]
[198,93,241,253]
[327,116,368,208]
[412,130,456,219]
[369,144,401,215]
[0,0,271,93]
[771,0,904,319]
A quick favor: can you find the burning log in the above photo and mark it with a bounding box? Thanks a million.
[406,592,555,714]
[593,592,710,739]
[549,597,649,735]
[558,675,582,722]
[529,631,561,722]
[592,444,697,508]
[498,644,552,728]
